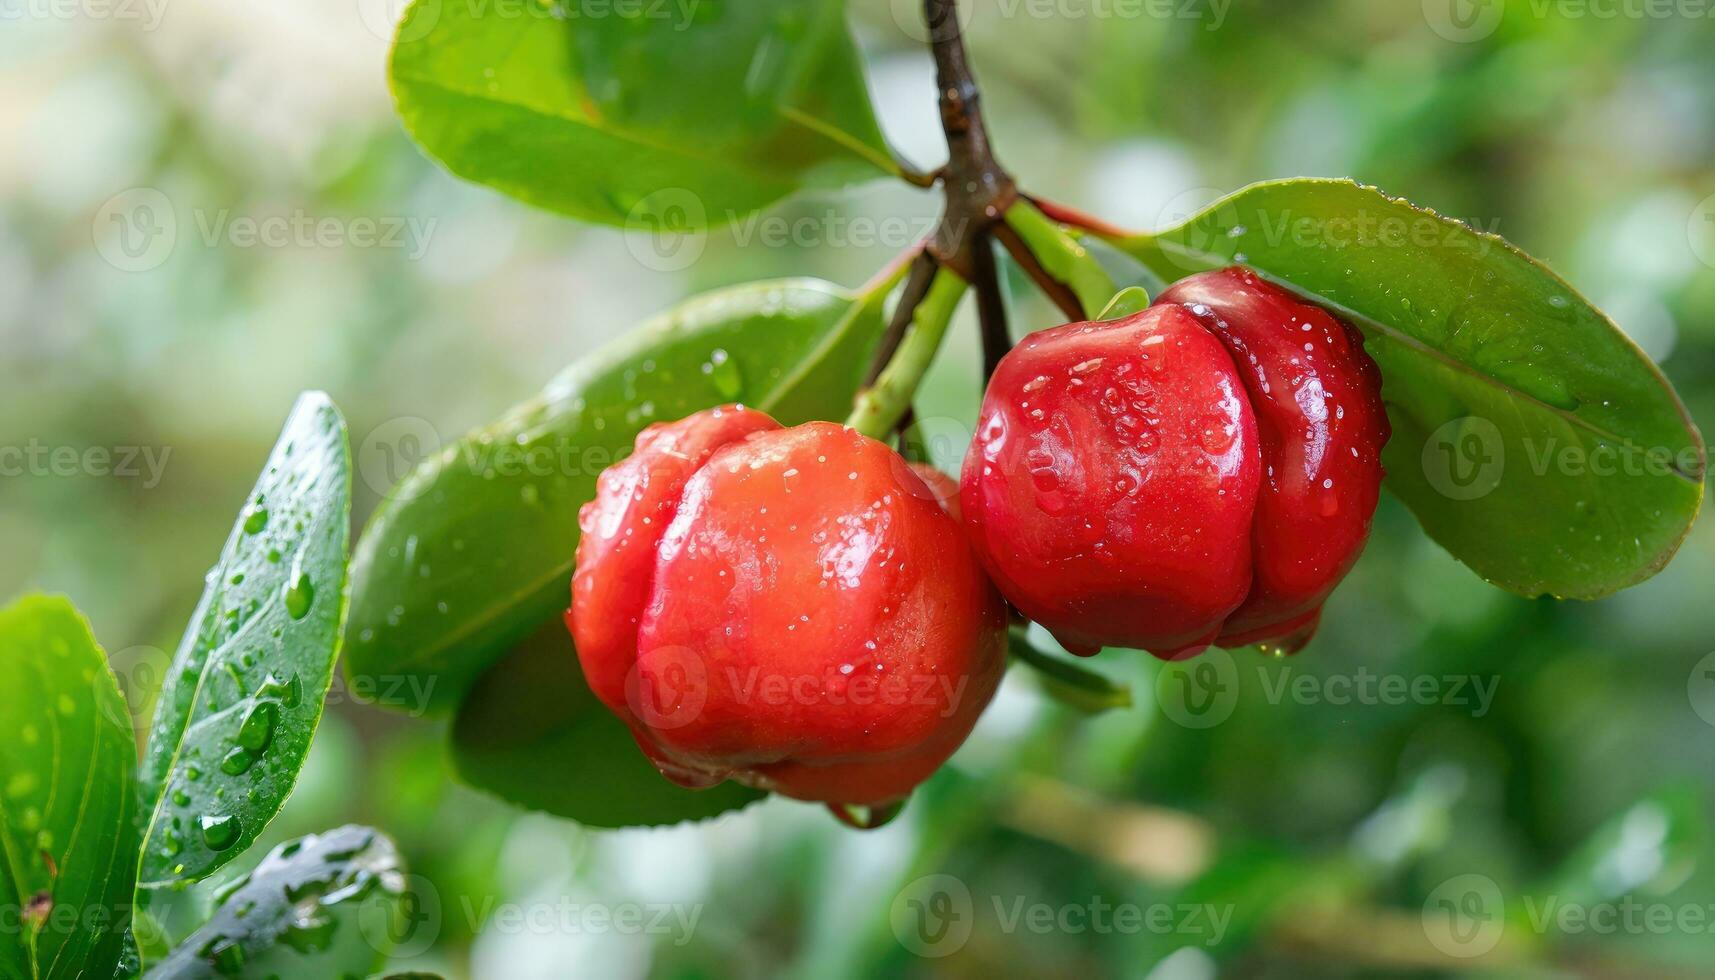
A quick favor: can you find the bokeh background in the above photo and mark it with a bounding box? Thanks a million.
[4,0,1715,976]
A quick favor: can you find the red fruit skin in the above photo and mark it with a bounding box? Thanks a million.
[571,407,1007,807]
[1156,268,1390,651]
[959,304,1262,659]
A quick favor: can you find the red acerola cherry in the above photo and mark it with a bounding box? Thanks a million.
[571,406,1007,808]
[960,267,1388,660]
[1157,267,1390,651]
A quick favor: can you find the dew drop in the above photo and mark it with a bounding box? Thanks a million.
[257,673,302,707]
[281,915,339,954]
[284,572,314,620]
[200,813,241,852]
[201,937,245,976]
[220,747,257,776]
[242,508,268,535]
[236,701,279,753]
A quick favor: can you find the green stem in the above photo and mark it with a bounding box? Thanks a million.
[1002,200,1119,318]
[1008,630,1133,715]
[846,269,968,439]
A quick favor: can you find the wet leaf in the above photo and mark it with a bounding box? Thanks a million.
[142,826,406,979]
[138,393,352,886]
[390,0,893,226]
[0,595,139,980]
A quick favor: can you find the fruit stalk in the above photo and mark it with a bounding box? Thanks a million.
[847,269,969,440]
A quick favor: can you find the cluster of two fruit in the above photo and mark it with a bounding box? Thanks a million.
[570,268,1391,812]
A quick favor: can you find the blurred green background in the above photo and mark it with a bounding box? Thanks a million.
[3,1,1714,976]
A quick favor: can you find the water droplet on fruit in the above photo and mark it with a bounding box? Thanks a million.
[1199,422,1234,454]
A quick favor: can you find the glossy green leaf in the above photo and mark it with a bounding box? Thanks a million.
[1095,286,1151,322]
[138,393,352,887]
[142,826,406,979]
[1112,179,1706,599]
[452,621,763,827]
[347,276,894,716]
[389,0,893,227]
[0,595,139,980]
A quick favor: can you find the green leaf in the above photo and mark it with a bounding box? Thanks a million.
[1007,629,1133,715]
[389,0,894,227]
[138,393,352,887]
[1111,179,1706,600]
[347,276,895,716]
[142,826,406,979]
[452,621,763,827]
[1095,286,1151,322]
[0,595,139,980]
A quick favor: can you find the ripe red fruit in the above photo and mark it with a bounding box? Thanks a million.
[960,267,1389,659]
[571,406,1007,808]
